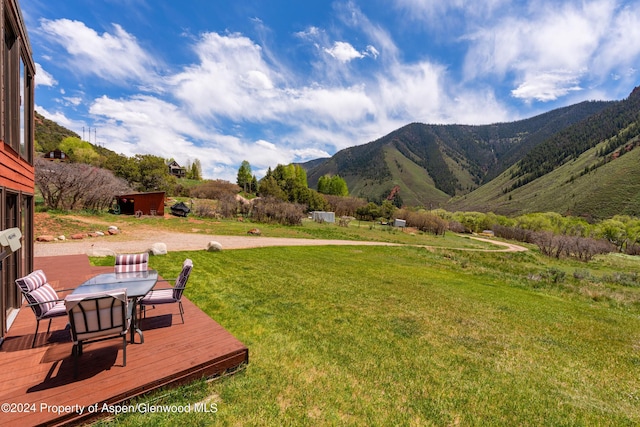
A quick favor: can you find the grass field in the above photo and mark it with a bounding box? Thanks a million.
[89,241,640,426]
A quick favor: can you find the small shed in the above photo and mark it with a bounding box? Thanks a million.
[393,219,406,228]
[115,192,165,216]
[311,211,335,223]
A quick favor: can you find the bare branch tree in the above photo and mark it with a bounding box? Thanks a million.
[35,158,131,211]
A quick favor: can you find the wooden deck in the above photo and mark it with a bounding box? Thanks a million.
[0,255,248,426]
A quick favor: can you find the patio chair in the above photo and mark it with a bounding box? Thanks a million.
[65,289,131,378]
[114,252,149,273]
[139,259,193,323]
[15,270,71,348]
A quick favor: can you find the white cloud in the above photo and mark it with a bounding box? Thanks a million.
[38,19,159,84]
[62,96,83,106]
[35,104,85,135]
[294,26,321,40]
[324,41,365,62]
[35,63,56,86]
[170,31,280,121]
[511,71,584,102]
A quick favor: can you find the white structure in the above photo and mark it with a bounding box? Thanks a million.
[311,211,336,223]
[394,219,407,228]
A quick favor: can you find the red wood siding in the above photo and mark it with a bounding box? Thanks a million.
[0,143,34,193]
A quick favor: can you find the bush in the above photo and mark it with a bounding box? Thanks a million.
[541,267,566,283]
[601,272,640,287]
[216,194,239,218]
[193,200,217,218]
[532,231,615,261]
[323,195,367,217]
[251,197,305,226]
[395,209,447,235]
[190,180,240,200]
[35,158,130,211]
[492,224,536,243]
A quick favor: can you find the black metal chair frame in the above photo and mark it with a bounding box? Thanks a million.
[67,292,132,378]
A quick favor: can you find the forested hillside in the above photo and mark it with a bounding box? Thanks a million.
[507,87,640,192]
[305,100,612,206]
[34,111,80,153]
[448,88,640,219]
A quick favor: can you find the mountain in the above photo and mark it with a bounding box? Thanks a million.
[447,87,640,219]
[304,100,613,206]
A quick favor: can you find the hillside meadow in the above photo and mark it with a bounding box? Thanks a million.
[86,234,640,426]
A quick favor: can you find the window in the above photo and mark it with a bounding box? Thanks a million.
[3,14,34,163]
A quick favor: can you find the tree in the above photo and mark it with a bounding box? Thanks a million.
[257,175,287,200]
[135,154,176,192]
[237,160,253,193]
[59,136,100,165]
[317,174,349,196]
[35,157,130,210]
[187,158,202,180]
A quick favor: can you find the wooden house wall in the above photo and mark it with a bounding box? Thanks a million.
[0,143,34,193]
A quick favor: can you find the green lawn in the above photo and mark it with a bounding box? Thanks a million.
[91,245,640,426]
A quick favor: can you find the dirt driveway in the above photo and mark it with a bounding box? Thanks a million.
[34,231,527,257]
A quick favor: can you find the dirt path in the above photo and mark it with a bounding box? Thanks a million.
[34,231,527,257]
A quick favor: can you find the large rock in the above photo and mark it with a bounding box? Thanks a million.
[89,247,117,257]
[207,241,223,252]
[36,235,55,242]
[148,242,167,255]
[70,233,85,240]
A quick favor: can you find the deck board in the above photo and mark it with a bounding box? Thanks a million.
[0,255,248,426]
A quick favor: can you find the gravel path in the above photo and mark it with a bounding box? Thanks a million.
[34,232,401,257]
[34,232,527,257]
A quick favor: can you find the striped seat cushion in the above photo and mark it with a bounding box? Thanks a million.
[114,253,149,273]
[141,289,176,304]
[15,270,48,293]
[24,283,60,317]
[41,301,67,319]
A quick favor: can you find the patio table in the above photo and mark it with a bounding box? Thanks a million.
[70,270,158,344]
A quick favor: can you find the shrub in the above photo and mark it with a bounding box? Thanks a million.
[541,267,566,284]
[251,197,305,226]
[190,180,240,200]
[35,158,130,211]
[323,195,367,217]
[216,194,239,218]
[601,272,640,287]
[395,209,447,236]
[193,200,217,218]
[533,231,615,261]
[492,224,536,243]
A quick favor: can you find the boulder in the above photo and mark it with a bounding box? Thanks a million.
[89,247,117,257]
[207,241,223,252]
[148,242,168,256]
[70,233,85,240]
[108,228,120,235]
[36,235,55,242]
[57,235,66,241]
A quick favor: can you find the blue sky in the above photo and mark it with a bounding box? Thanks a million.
[23,0,640,181]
